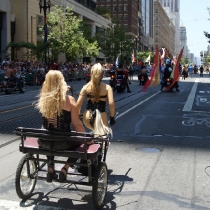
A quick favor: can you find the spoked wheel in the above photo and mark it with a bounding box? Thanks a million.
[92,162,108,210]
[15,154,37,200]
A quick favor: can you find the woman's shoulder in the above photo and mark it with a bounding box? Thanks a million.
[101,82,112,91]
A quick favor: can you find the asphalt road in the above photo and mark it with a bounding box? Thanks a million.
[0,74,210,210]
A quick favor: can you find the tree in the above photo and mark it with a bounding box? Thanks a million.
[137,51,152,63]
[94,20,134,64]
[180,57,190,65]
[204,7,210,43]
[46,5,100,61]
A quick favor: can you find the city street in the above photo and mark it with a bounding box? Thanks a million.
[1,74,210,209]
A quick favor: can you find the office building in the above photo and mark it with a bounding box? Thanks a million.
[0,0,15,60]
[9,0,110,62]
[158,0,180,54]
[154,0,175,53]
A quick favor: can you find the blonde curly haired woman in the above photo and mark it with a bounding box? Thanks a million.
[35,70,85,182]
[77,63,116,138]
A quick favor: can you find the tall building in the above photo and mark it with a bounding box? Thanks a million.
[158,0,180,54]
[96,0,138,37]
[180,25,188,58]
[96,0,154,52]
[0,0,15,60]
[154,0,175,53]
[158,0,180,12]
[10,0,110,62]
[140,0,154,51]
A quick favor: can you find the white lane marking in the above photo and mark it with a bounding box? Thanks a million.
[0,199,61,210]
[182,79,199,112]
[115,91,160,119]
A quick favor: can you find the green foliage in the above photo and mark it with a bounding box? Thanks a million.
[204,7,210,43]
[96,7,112,20]
[94,21,134,64]
[137,51,152,61]
[46,5,99,60]
[180,57,190,65]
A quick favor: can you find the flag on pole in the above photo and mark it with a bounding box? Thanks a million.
[166,47,184,91]
[142,47,160,91]
[145,54,151,64]
[115,54,119,67]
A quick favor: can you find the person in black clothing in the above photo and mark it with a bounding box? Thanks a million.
[200,65,204,77]
[161,60,179,91]
[116,63,131,93]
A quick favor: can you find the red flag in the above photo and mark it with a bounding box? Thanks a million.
[166,47,184,91]
[142,47,160,91]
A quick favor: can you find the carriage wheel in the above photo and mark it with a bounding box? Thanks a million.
[92,162,108,209]
[15,154,37,200]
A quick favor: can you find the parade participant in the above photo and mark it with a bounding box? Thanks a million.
[35,70,88,182]
[5,63,20,84]
[200,65,204,77]
[188,64,193,78]
[161,59,179,91]
[77,63,115,138]
[116,63,131,93]
[182,65,188,80]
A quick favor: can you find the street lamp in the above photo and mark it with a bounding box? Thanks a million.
[39,0,51,64]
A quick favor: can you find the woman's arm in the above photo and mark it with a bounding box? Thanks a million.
[68,96,85,132]
[107,85,115,117]
[76,87,86,115]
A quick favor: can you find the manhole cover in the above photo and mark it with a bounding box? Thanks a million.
[136,147,161,153]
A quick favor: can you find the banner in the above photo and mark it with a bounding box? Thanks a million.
[142,47,160,91]
[166,47,184,91]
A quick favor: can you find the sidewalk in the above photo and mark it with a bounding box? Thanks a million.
[0,134,19,147]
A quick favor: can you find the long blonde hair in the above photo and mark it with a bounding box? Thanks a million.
[88,63,104,101]
[35,70,68,118]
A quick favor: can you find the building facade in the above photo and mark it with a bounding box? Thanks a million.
[10,0,110,62]
[96,0,138,37]
[0,0,15,60]
[158,0,180,54]
[154,0,175,53]
[139,0,154,51]
[180,25,188,58]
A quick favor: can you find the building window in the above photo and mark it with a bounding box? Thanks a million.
[124,4,128,11]
[124,15,128,21]
[155,8,158,13]
[106,6,110,10]
[156,16,158,20]
[119,4,123,12]
[107,0,110,2]
[100,0,105,2]
[118,15,123,21]
[156,38,158,42]
[113,5,117,12]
